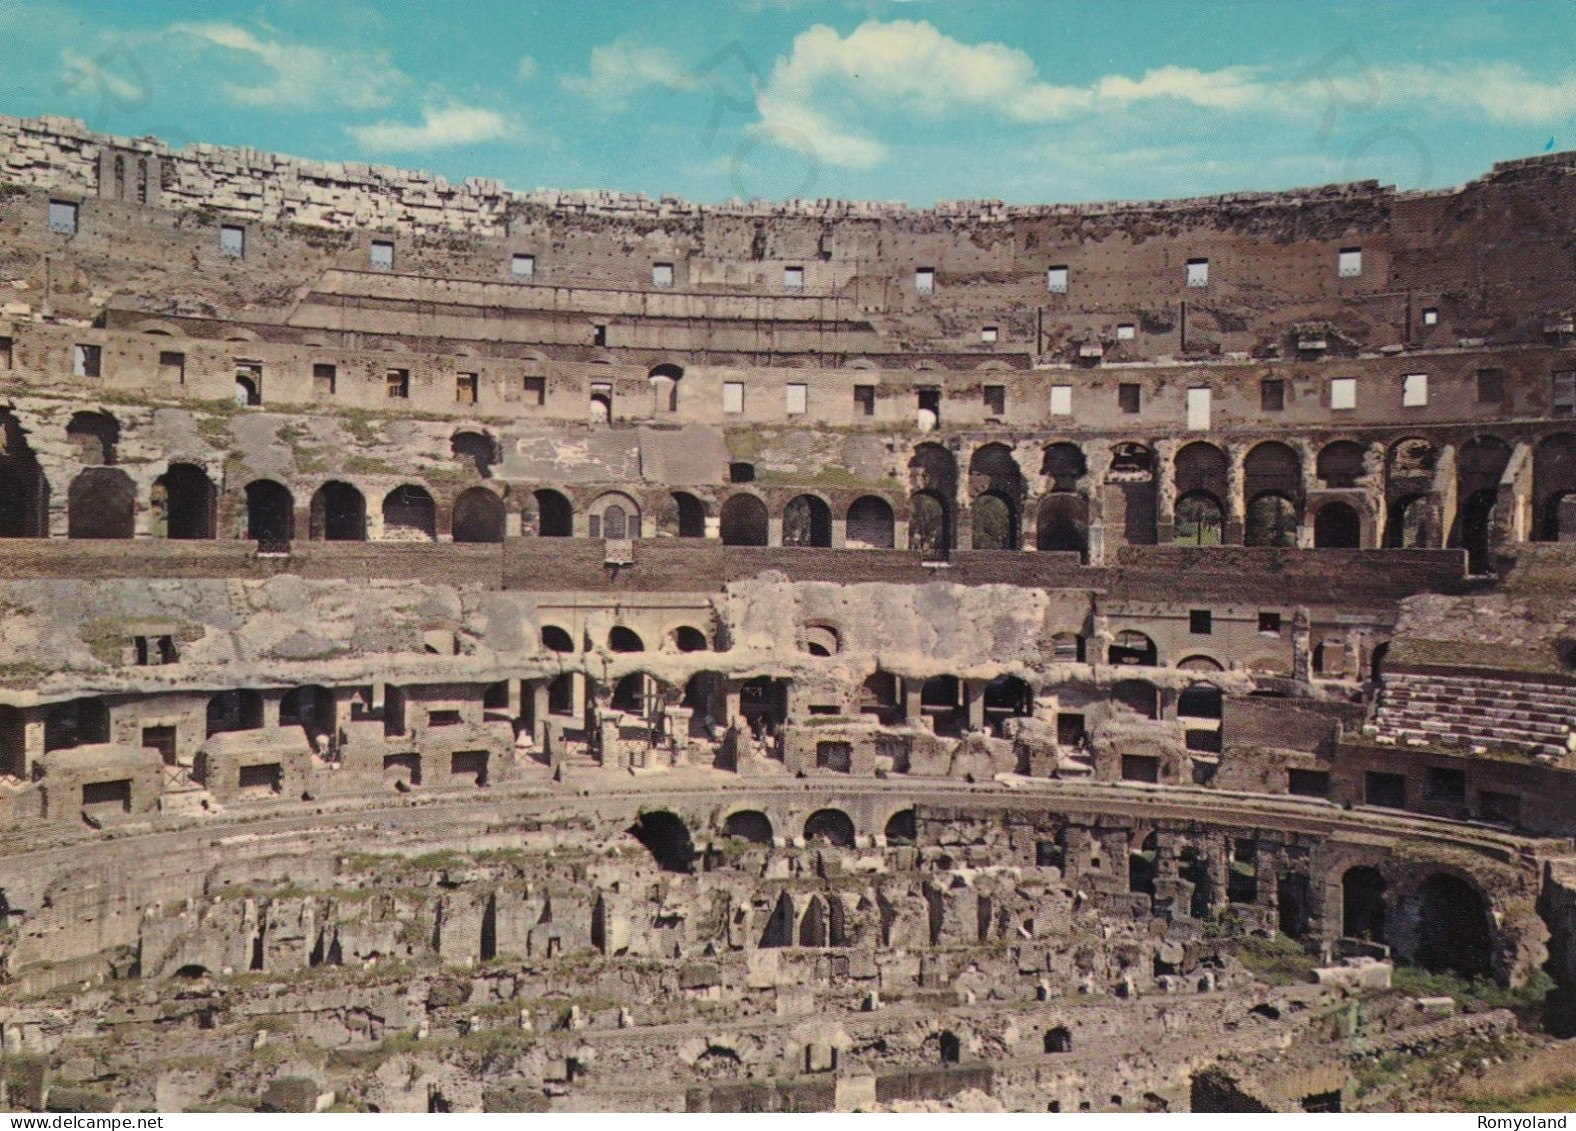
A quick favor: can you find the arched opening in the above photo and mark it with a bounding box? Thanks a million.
[1174,492,1224,547]
[66,411,119,465]
[1316,441,1367,488]
[938,1031,961,1065]
[983,675,1033,735]
[1036,494,1088,556]
[234,375,261,406]
[1044,1026,1072,1054]
[800,624,840,657]
[206,690,264,737]
[450,430,498,478]
[1109,630,1157,666]
[1534,433,1576,541]
[531,489,573,537]
[1175,442,1229,541]
[804,808,855,848]
[381,485,436,541]
[0,414,48,538]
[1110,442,1158,546]
[1452,437,1510,573]
[1314,502,1362,548]
[884,808,916,844]
[610,672,649,714]
[152,463,216,539]
[1111,679,1159,719]
[1180,846,1214,918]
[1277,872,1311,939]
[280,685,336,749]
[590,493,640,540]
[589,392,612,424]
[608,626,645,653]
[1177,682,1222,720]
[671,625,708,653]
[910,442,957,498]
[309,482,366,541]
[1244,441,1304,519]
[970,491,1017,550]
[628,810,694,873]
[451,487,504,543]
[908,490,951,557]
[723,810,772,844]
[739,676,788,733]
[44,698,110,751]
[541,624,575,653]
[1245,493,1298,547]
[1413,873,1494,979]
[720,494,769,546]
[1384,494,1430,548]
[1041,442,1086,492]
[669,491,707,538]
[1342,866,1387,943]
[67,468,135,539]
[1129,831,1158,897]
[245,480,294,544]
[846,495,895,549]
[782,494,832,548]
[648,363,683,412]
[920,675,965,735]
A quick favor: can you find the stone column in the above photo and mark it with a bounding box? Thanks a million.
[22,706,46,779]
[963,679,986,733]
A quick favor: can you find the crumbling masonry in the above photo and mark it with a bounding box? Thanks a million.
[0,114,1573,1111]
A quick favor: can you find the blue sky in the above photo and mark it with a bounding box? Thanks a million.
[2,0,1573,205]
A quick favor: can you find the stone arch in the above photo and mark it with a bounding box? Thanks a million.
[846,495,894,549]
[66,411,119,465]
[1044,1026,1072,1054]
[983,675,1033,731]
[1384,494,1430,548]
[244,479,294,544]
[1342,865,1386,942]
[608,625,645,653]
[1245,440,1304,504]
[1177,655,1224,672]
[647,362,683,412]
[1178,681,1223,719]
[908,490,951,557]
[971,491,1017,550]
[1533,432,1576,541]
[1175,442,1229,512]
[909,442,957,497]
[589,492,641,540]
[530,488,573,537]
[1316,440,1367,488]
[451,487,505,543]
[1174,490,1225,547]
[628,810,694,873]
[309,481,366,541]
[1041,442,1087,492]
[1452,436,1510,572]
[206,689,264,737]
[450,430,498,478]
[1111,679,1159,719]
[1109,441,1158,546]
[799,623,841,657]
[1129,830,1159,896]
[152,463,216,539]
[884,808,917,844]
[381,485,436,541]
[722,809,772,844]
[541,624,575,653]
[1109,629,1158,666]
[665,491,708,538]
[1410,873,1495,979]
[670,625,709,653]
[1036,494,1088,556]
[1387,437,1437,482]
[782,493,832,548]
[67,468,135,539]
[969,442,1024,496]
[804,808,856,848]
[1313,501,1362,548]
[720,493,769,546]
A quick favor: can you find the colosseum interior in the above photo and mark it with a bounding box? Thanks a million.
[0,112,1574,1113]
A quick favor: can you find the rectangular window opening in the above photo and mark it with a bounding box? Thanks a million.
[1189,609,1212,635]
[220,225,245,257]
[1116,323,1136,340]
[723,381,745,414]
[312,363,336,396]
[1186,258,1209,288]
[786,383,808,416]
[1258,611,1282,635]
[652,262,674,289]
[48,200,78,234]
[1476,368,1505,405]
[72,344,101,379]
[159,351,186,385]
[523,375,546,405]
[783,265,804,291]
[1046,265,1068,294]
[386,368,410,399]
[1187,386,1211,430]
[1331,377,1357,411]
[1422,307,1438,326]
[0,337,11,370]
[915,267,935,294]
[1050,385,1072,416]
[369,239,393,269]
[456,372,479,405]
[983,385,1005,417]
[1118,383,1142,415]
[853,384,875,417]
[1338,247,1362,277]
[981,326,999,344]
[1260,379,1285,412]
[511,253,535,279]
[1402,373,1428,408]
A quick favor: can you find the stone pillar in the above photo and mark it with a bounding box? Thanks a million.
[830,518,846,549]
[1155,439,1179,545]
[507,679,523,720]
[1224,445,1245,545]
[571,672,587,722]
[901,678,924,725]
[532,681,550,746]
[767,517,783,547]
[721,680,742,728]
[261,692,283,729]
[963,679,986,733]
[22,706,46,779]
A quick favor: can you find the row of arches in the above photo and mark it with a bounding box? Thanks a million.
[629,805,916,872]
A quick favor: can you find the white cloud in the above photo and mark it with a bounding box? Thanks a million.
[346,102,519,152]
[1375,62,1576,123]
[167,21,400,111]
[517,54,537,82]
[561,38,684,112]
